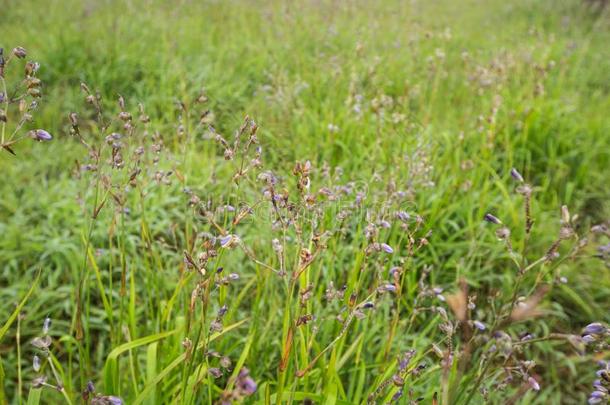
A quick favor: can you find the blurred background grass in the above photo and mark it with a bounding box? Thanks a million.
[0,0,608,403]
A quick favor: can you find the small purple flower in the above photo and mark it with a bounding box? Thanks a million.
[473,320,486,331]
[236,368,257,396]
[86,381,95,393]
[378,220,391,228]
[396,211,410,222]
[588,391,607,404]
[106,396,124,405]
[30,129,52,141]
[584,323,607,335]
[362,301,375,309]
[510,168,524,182]
[380,243,394,254]
[592,380,604,391]
[520,334,534,342]
[219,234,235,248]
[484,213,502,225]
[582,335,597,344]
[528,376,540,391]
[382,283,397,293]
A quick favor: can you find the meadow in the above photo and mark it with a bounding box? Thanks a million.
[0,0,609,403]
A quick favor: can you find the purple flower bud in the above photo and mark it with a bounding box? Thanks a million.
[86,381,95,393]
[584,323,607,335]
[30,129,52,141]
[520,334,534,342]
[396,211,410,222]
[510,168,524,182]
[106,396,124,405]
[380,243,394,254]
[589,391,607,404]
[219,234,234,248]
[362,301,375,309]
[382,283,397,293]
[582,335,597,344]
[236,368,257,396]
[484,213,502,225]
[473,320,486,331]
[592,380,604,390]
[528,376,540,391]
[240,376,257,395]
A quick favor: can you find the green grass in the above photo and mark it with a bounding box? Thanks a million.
[0,0,609,404]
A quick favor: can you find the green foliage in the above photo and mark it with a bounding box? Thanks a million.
[0,0,608,404]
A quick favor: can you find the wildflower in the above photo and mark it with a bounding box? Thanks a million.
[33,355,40,372]
[396,211,410,222]
[510,168,524,182]
[588,391,607,404]
[219,234,239,249]
[236,368,257,396]
[105,396,124,405]
[583,323,607,336]
[208,368,223,378]
[380,243,394,254]
[379,283,397,293]
[527,376,540,391]
[29,129,53,141]
[484,213,502,225]
[43,317,51,334]
[378,219,391,228]
[473,320,486,331]
[433,287,445,301]
[13,46,27,59]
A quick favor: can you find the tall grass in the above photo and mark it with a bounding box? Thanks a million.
[0,0,609,403]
